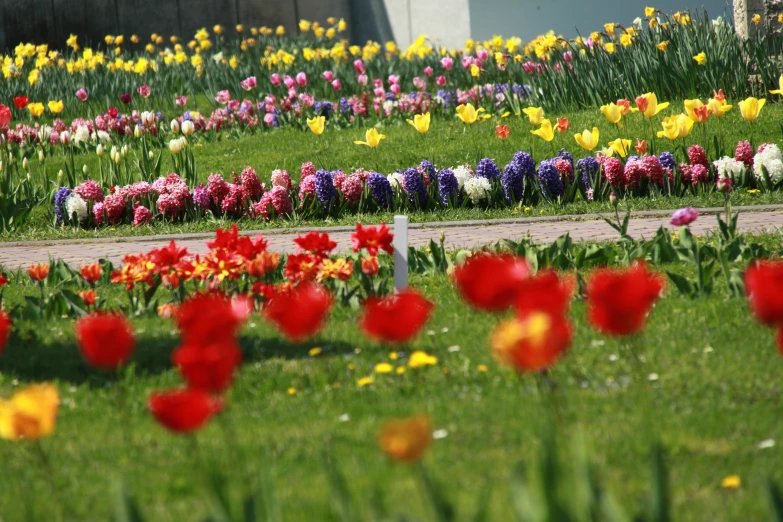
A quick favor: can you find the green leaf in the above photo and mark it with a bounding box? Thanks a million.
[112,477,145,522]
[665,272,696,298]
[323,451,360,522]
[767,479,783,522]
[645,445,670,522]
[415,462,455,522]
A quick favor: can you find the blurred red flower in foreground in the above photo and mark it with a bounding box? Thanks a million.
[491,311,572,372]
[148,388,223,433]
[75,313,136,370]
[172,341,243,393]
[0,311,11,356]
[176,293,247,344]
[352,223,394,256]
[452,254,530,312]
[514,270,574,318]
[586,262,665,336]
[377,415,432,462]
[359,289,434,343]
[745,261,783,327]
[264,282,333,341]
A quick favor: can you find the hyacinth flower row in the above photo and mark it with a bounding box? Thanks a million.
[50,139,781,229]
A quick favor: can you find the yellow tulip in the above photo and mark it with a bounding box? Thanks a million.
[406,112,431,134]
[574,128,600,151]
[456,103,488,125]
[47,100,64,114]
[770,74,783,95]
[637,92,669,118]
[522,106,544,125]
[530,119,554,142]
[707,98,732,117]
[28,102,44,118]
[600,103,623,124]
[683,98,704,121]
[470,63,480,77]
[306,116,325,136]
[656,114,694,140]
[0,383,59,441]
[738,97,766,122]
[354,128,386,148]
[608,138,632,158]
[598,146,614,157]
[693,52,707,65]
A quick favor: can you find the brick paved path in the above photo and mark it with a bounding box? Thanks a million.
[1,206,781,268]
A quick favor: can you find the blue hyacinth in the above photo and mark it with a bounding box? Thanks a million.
[627,155,641,163]
[538,160,564,198]
[418,160,436,184]
[339,97,353,115]
[659,151,675,171]
[437,169,460,206]
[403,168,427,206]
[314,101,334,119]
[510,151,536,179]
[315,170,337,207]
[501,163,524,202]
[367,172,393,208]
[54,186,71,224]
[576,157,600,190]
[436,89,452,111]
[476,158,501,180]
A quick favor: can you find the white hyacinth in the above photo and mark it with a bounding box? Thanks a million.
[65,193,88,222]
[74,125,90,144]
[386,172,404,190]
[463,176,491,204]
[713,156,745,179]
[753,144,783,182]
[451,165,473,189]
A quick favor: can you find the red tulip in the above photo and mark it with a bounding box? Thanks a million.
[176,293,247,345]
[745,261,783,327]
[359,289,434,344]
[13,96,28,109]
[77,290,97,307]
[75,313,136,370]
[514,270,573,318]
[148,388,223,433]
[0,311,11,355]
[0,104,11,131]
[351,223,394,256]
[293,231,337,258]
[586,262,665,336]
[491,311,572,372]
[264,282,333,341]
[27,264,49,282]
[80,263,102,284]
[452,254,530,312]
[172,341,243,393]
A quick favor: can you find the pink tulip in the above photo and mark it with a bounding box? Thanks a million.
[323,70,334,82]
[283,75,295,89]
[476,49,489,62]
[390,83,401,95]
[461,56,474,69]
[388,74,399,85]
[137,84,151,98]
[413,77,427,91]
[671,208,699,227]
[441,56,453,70]
[270,73,282,86]
[295,72,307,87]
[175,96,187,107]
[263,113,275,126]
[75,88,88,101]
[423,66,433,77]
[436,75,447,86]
[287,87,297,100]
[353,59,366,74]
[228,99,240,111]
[373,78,383,89]
[331,79,342,90]
[373,87,385,97]
[264,94,276,106]
[240,76,257,91]
[357,74,368,86]
[215,90,230,104]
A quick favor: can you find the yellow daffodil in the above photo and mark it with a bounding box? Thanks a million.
[657,41,669,51]
[28,102,44,117]
[0,383,59,440]
[608,138,632,158]
[693,52,707,65]
[605,42,616,54]
[604,23,616,35]
[620,33,633,47]
[769,74,783,95]
[574,127,600,151]
[637,92,669,118]
[456,103,488,124]
[645,6,655,17]
[707,98,732,117]
[656,114,694,140]
[739,97,766,122]
[298,20,311,32]
[406,112,431,134]
[354,128,386,148]
[600,102,623,124]
[531,119,555,142]
[752,14,761,25]
[306,115,325,136]
[522,106,544,125]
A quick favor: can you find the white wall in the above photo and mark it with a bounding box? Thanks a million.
[383,0,472,48]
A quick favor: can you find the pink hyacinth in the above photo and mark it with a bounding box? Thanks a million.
[215,90,231,104]
[137,84,151,98]
[679,164,693,185]
[332,170,347,191]
[73,179,105,203]
[353,59,366,74]
[175,95,187,107]
[602,157,625,188]
[240,166,264,200]
[208,173,230,205]
[331,79,342,90]
[270,73,282,86]
[132,205,152,226]
[641,155,664,186]
[240,76,257,91]
[735,140,754,168]
[299,175,316,201]
[92,202,105,226]
[75,88,88,101]
[253,186,292,220]
[271,169,292,190]
[323,70,334,82]
[671,207,698,227]
[441,56,453,70]
[103,193,126,225]
[295,72,307,87]
[624,158,644,187]
[301,161,316,178]
[690,164,709,185]
[341,175,364,203]
[552,158,574,183]
[688,144,707,167]
[352,168,371,182]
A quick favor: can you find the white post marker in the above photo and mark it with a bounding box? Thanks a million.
[393,215,408,292]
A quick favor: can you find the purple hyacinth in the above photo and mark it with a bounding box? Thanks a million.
[367,172,393,208]
[511,151,536,178]
[192,184,210,208]
[577,156,600,189]
[659,151,675,171]
[315,169,337,206]
[314,100,334,119]
[501,163,524,201]
[538,160,564,198]
[54,186,72,224]
[339,97,353,115]
[437,169,460,206]
[626,155,641,163]
[436,89,452,110]
[418,160,436,184]
[476,158,501,180]
[557,149,574,170]
[403,168,427,206]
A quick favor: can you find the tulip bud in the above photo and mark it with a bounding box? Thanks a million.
[0,161,4,171]
[110,146,117,158]
[121,145,128,157]
[57,170,63,181]
[96,144,104,157]
[61,131,71,145]
[148,150,154,160]
[27,172,31,181]
[134,125,142,138]
[181,120,194,136]
[169,138,183,154]
[83,164,88,175]
[114,153,121,165]
[170,119,180,134]
[716,176,732,193]
[609,192,619,207]
[8,156,14,164]
[38,149,44,163]
[22,157,29,170]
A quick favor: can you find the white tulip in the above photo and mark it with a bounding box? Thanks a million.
[170,119,180,134]
[181,120,194,136]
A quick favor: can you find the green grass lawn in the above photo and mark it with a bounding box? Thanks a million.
[0,272,781,521]
[8,100,783,242]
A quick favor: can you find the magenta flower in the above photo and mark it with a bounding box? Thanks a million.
[436,75,447,87]
[295,72,307,87]
[75,88,88,101]
[357,74,368,86]
[120,93,132,104]
[390,83,401,95]
[476,49,489,61]
[441,56,453,70]
[240,76,257,91]
[283,75,295,89]
[388,74,399,85]
[215,90,230,104]
[269,73,281,86]
[423,66,434,77]
[413,77,427,91]
[331,79,342,90]
[137,84,151,98]
[322,70,334,82]
[671,207,699,227]
[175,95,187,107]
[353,59,366,74]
